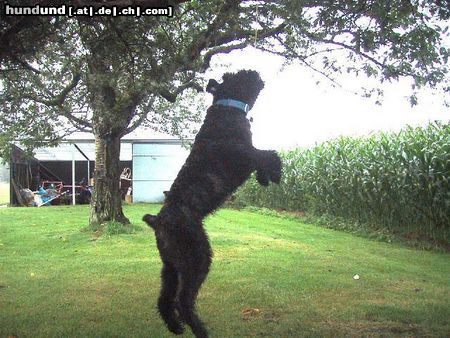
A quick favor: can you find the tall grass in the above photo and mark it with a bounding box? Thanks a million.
[235,122,450,241]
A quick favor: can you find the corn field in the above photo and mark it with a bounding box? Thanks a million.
[235,122,450,240]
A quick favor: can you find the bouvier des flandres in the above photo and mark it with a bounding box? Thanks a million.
[143,69,282,337]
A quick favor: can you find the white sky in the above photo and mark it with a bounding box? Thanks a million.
[203,47,449,151]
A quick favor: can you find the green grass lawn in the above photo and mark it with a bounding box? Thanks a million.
[0,204,449,337]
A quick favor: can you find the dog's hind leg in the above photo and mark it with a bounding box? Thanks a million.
[177,270,209,338]
[158,261,184,335]
[177,240,212,338]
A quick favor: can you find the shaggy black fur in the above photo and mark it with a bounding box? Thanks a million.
[143,69,282,337]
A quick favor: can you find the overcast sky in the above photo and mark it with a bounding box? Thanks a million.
[203,47,449,151]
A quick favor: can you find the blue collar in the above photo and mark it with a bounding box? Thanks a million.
[215,99,250,114]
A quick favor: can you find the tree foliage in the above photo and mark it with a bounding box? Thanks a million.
[1,0,448,156]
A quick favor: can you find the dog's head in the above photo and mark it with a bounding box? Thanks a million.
[206,70,264,109]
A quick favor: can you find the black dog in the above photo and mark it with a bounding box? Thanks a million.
[143,70,282,337]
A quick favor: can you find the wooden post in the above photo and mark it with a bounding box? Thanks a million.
[72,144,76,205]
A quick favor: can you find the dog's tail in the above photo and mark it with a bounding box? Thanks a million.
[143,214,157,230]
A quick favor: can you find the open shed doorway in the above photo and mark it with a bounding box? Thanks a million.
[11,141,132,206]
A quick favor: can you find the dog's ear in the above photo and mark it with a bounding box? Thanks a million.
[206,79,219,94]
[221,72,233,83]
[143,214,157,230]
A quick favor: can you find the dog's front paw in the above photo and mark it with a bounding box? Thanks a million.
[269,167,282,184]
[268,152,282,184]
[256,170,269,186]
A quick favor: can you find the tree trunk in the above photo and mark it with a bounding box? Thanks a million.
[89,133,130,226]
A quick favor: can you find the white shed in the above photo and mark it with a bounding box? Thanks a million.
[132,140,189,203]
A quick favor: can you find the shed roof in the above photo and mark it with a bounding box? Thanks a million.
[34,139,188,162]
[28,128,192,162]
[33,141,131,162]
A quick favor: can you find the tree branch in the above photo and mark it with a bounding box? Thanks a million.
[21,72,92,129]
[199,22,287,71]
[299,30,418,80]
[123,97,156,135]
[201,41,251,71]
[10,56,41,74]
[22,72,81,106]
[56,105,93,130]
[159,75,203,103]
[210,22,287,49]
[317,37,387,70]
[183,0,243,65]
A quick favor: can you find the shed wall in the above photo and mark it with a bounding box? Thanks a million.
[132,143,189,203]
